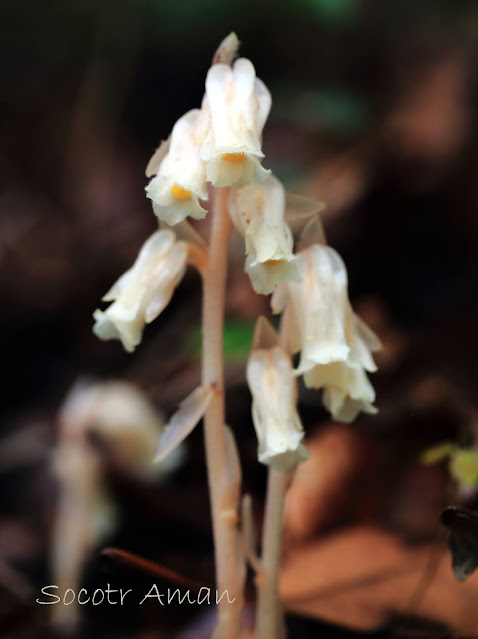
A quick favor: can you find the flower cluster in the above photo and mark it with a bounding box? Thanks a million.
[93,33,275,352]
[145,44,272,225]
[92,32,381,476]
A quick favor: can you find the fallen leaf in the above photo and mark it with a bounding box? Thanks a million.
[283,425,373,542]
[280,525,478,634]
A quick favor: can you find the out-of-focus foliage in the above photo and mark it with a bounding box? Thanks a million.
[422,443,478,487]
[273,87,369,136]
[185,321,256,363]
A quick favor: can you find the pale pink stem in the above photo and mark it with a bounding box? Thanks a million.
[202,186,244,639]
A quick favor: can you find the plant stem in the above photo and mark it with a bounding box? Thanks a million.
[202,186,244,638]
[255,468,291,639]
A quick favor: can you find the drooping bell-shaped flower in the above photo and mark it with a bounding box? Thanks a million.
[202,57,271,188]
[145,109,209,225]
[304,359,377,423]
[272,244,381,422]
[229,175,300,294]
[52,380,168,627]
[59,380,165,466]
[246,318,308,470]
[93,229,188,352]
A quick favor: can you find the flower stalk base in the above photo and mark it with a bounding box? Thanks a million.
[255,468,291,639]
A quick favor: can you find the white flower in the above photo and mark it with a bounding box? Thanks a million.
[145,109,209,225]
[59,381,164,467]
[304,361,377,423]
[93,229,187,352]
[229,175,300,294]
[272,244,381,422]
[202,57,271,188]
[246,319,308,470]
[52,380,168,627]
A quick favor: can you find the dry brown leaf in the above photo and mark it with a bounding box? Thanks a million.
[280,525,478,634]
[305,153,369,221]
[0,521,39,562]
[283,425,373,543]
[385,53,468,163]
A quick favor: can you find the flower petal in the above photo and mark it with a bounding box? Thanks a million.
[202,57,271,188]
[246,253,299,295]
[146,109,209,224]
[93,230,187,352]
[144,242,188,323]
[272,241,380,422]
[145,138,171,178]
[230,176,298,293]
[247,345,308,470]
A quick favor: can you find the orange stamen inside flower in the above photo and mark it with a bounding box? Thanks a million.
[264,259,281,266]
[171,184,192,200]
[222,153,245,163]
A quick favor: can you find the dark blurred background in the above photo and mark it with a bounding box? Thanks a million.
[1,1,478,637]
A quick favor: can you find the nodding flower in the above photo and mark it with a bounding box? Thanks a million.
[52,380,166,627]
[272,243,381,423]
[229,175,299,294]
[145,34,271,226]
[201,57,271,188]
[246,318,308,470]
[145,109,210,226]
[93,229,188,352]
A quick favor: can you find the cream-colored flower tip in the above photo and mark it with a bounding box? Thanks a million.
[229,176,300,294]
[246,318,308,470]
[202,57,271,188]
[306,362,377,423]
[212,32,240,66]
[271,243,381,422]
[145,109,209,225]
[93,229,188,352]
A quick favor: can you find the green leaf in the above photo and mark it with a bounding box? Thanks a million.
[450,450,478,486]
[300,0,358,26]
[272,85,369,137]
[184,321,257,363]
[420,442,455,465]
